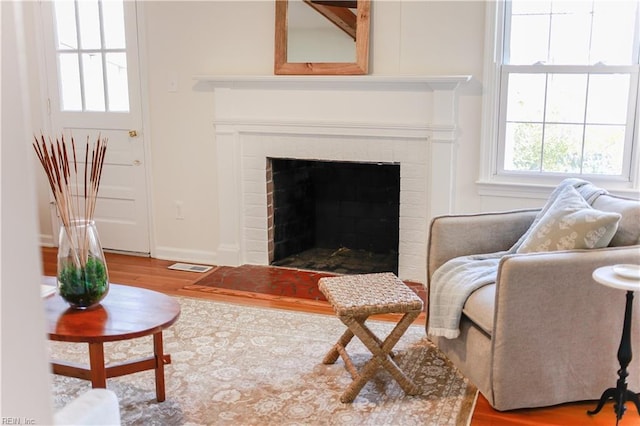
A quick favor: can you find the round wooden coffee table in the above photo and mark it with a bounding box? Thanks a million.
[44,281,181,402]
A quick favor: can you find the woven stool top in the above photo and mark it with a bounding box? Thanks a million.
[319,272,423,317]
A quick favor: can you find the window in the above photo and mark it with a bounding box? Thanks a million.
[481,0,640,189]
[53,0,129,112]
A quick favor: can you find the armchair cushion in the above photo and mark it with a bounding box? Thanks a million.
[461,283,495,336]
[592,193,640,246]
[516,185,621,253]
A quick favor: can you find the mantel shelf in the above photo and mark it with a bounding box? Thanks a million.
[193,74,472,91]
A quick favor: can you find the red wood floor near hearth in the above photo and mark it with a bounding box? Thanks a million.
[191,264,427,307]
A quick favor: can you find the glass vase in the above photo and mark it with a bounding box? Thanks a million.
[57,220,109,309]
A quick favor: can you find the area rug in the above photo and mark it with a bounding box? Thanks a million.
[49,296,477,425]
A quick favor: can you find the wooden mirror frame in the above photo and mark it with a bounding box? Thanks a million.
[274,0,370,75]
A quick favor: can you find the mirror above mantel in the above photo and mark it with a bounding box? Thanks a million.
[274,0,370,75]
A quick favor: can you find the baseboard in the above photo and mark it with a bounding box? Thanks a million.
[465,389,479,426]
[153,246,217,266]
[40,234,56,247]
[42,239,218,267]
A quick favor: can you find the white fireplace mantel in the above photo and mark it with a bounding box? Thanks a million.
[196,74,471,283]
[194,74,471,89]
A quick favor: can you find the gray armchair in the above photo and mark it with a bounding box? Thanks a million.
[426,191,640,411]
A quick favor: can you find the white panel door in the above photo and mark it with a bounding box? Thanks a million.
[40,0,150,254]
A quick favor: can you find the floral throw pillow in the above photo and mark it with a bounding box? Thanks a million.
[517,185,621,254]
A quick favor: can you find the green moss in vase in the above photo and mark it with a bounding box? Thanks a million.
[58,257,108,307]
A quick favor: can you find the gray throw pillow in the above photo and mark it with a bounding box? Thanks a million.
[517,185,621,253]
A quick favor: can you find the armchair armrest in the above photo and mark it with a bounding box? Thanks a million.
[428,209,538,279]
[54,389,120,425]
[489,245,640,410]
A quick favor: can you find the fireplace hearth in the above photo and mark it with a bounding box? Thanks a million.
[268,159,400,274]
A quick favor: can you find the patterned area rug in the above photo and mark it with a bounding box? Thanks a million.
[49,296,476,425]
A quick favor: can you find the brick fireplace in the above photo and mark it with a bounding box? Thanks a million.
[195,75,470,283]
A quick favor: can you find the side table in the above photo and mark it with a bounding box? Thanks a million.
[588,265,640,423]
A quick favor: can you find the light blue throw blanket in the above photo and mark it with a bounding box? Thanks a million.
[427,179,607,339]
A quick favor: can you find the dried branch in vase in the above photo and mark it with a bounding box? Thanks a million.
[32,133,108,269]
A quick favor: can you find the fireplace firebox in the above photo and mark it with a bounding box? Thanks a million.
[268,158,400,274]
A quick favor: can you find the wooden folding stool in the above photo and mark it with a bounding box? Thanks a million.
[319,272,424,403]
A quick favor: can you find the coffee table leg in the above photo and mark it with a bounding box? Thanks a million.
[153,332,166,402]
[88,342,107,388]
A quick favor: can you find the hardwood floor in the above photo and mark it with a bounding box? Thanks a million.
[41,247,640,426]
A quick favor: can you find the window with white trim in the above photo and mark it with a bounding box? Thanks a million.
[483,0,639,186]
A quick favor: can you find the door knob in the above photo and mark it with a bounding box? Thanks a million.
[133,160,141,166]
[129,130,138,137]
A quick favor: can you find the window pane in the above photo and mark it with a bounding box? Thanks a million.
[78,0,101,49]
[591,1,637,64]
[550,1,592,15]
[509,1,639,66]
[546,74,587,123]
[82,53,105,111]
[511,1,551,15]
[102,0,126,49]
[548,10,591,64]
[504,122,543,171]
[587,74,631,125]
[508,15,549,64]
[54,0,77,50]
[59,53,82,111]
[542,124,583,173]
[106,53,129,111]
[506,74,546,122]
[583,125,625,175]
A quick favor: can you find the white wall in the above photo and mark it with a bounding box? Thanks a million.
[30,1,546,267]
[1,1,54,421]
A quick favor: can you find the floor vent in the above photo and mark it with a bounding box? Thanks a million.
[168,263,213,273]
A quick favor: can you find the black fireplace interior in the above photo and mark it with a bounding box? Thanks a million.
[270,158,400,275]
